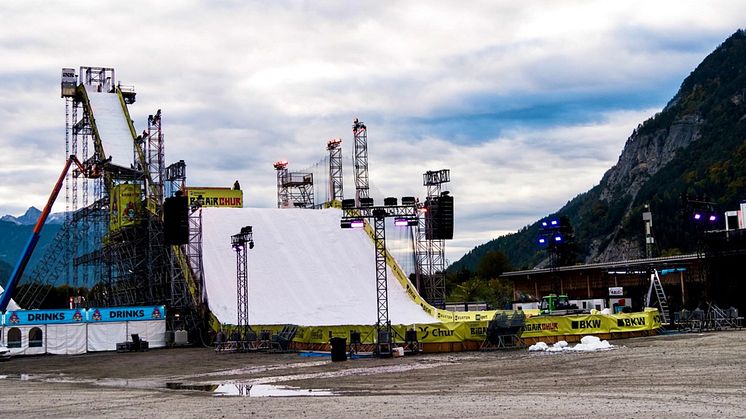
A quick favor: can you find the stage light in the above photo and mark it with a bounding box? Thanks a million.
[693,212,702,220]
[550,219,559,226]
[541,221,548,227]
[350,219,365,228]
[708,214,717,222]
[554,234,563,242]
[341,219,365,229]
[384,197,398,206]
[394,218,418,227]
[359,197,374,207]
[341,199,356,209]
[538,237,547,245]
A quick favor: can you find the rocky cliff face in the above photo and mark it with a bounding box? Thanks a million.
[591,114,703,261]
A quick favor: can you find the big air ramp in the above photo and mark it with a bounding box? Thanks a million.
[201,208,438,326]
[85,89,134,167]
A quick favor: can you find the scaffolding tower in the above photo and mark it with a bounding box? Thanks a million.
[327,138,344,202]
[352,118,369,206]
[274,160,315,208]
[416,169,450,308]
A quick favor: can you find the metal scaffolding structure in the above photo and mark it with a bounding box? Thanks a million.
[232,226,254,339]
[19,68,202,324]
[416,169,450,308]
[327,138,343,202]
[352,118,369,206]
[274,160,315,208]
[341,199,418,357]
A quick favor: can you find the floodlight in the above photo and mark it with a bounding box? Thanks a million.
[350,219,365,228]
[394,218,418,227]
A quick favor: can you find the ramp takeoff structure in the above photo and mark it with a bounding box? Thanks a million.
[12,67,205,335]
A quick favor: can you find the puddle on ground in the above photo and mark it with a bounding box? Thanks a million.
[166,382,335,397]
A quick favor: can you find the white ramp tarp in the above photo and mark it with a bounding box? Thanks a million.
[85,89,134,168]
[87,322,127,352]
[127,320,166,348]
[202,208,437,326]
[46,323,87,355]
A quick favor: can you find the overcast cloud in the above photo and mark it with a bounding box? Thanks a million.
[1,1,745,262]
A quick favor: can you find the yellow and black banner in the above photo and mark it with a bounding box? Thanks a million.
[245,310,661,345]
[185,187,243,208]
[110,184,141,232]
[520,310,662,338]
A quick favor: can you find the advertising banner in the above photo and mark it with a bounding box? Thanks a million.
[87,306,165,323]
[185,187,243,208]
[4,309,85,326]
[521,309,661,338]
[110,183,141,231]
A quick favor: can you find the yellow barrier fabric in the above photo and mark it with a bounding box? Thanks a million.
[244,310,660,345]
[521,310,662,338]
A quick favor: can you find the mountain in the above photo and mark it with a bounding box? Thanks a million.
[0,220,63,281]
[1,207,66,225]
[1,207,42,224]
[452,29,746,272]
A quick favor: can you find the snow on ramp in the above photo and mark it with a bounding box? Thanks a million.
[201,208,438,326]
[85,89,134,168]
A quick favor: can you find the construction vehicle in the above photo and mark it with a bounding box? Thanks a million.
[539,294,584,315]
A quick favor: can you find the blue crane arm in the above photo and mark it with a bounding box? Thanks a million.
[0,156,98,312]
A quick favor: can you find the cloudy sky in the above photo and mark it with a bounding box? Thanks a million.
[1,1,745,262]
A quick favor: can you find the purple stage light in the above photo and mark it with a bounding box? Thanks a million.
[350,219,365,228]
[709,214,717,222]
[394,219,409,227]
[693,213,702,220]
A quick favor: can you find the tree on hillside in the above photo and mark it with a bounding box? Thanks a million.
[476,250,511,279]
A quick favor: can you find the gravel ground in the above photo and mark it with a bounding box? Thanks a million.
[0,331,744,418]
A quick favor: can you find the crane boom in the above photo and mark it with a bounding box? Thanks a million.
[0,155,100,312]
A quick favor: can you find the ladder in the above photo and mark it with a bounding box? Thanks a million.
[646,269,670,324]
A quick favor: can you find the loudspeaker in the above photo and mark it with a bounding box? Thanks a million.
[438,194,454,240]
[164,195,189,245]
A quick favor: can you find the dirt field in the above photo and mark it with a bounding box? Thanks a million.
[1,331,744,418]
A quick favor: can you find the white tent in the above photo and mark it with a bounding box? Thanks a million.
[2,306,166,356]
